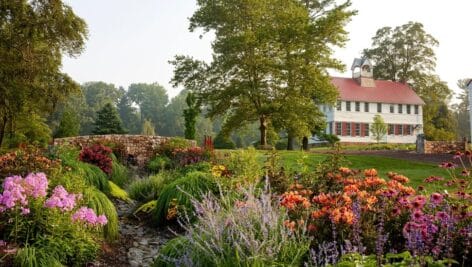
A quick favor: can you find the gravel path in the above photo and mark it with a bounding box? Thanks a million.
[94,200,175,267]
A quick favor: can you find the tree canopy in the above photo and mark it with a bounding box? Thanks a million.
[171,0,355,146]
[92,103,126,135]
[363,21,456,141]
[0,0,88,147]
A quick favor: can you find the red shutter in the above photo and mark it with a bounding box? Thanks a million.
[342,122,346,136]
[360,123,365,137]
[403,125,408,135]
[351,123,355,137]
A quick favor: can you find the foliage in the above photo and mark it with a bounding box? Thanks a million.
[128,173,168,203]
[54,109,80,138]
[0,173,105,266]
[155,186,310,267]
[109,181,131,203]
[220,147,262,188]
[4,112,53,148]
[110,154,130,187]
[319,133,340,146]
[156,137,193,158]
[147,155,172,173]
[363,22,456,140]
[171,0,355,146]
[0,145,61,181]
[142,119,156,136]
[171,147,210,168]
[213,132,236,149]
[117,90,141,134]
[153,171,217,225]
[183,92,200,140]
[128,83,169,134]
[264,149,290,194]
[134,200,158,215]
[83,187,119,241]
[452,79,471,140]
[79,144,113,175]
[92,103,126,135]
[370,114,387,143]
[0,0,87,147]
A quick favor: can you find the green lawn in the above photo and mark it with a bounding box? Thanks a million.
[225,150,452,190]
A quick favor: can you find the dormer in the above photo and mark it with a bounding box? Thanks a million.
[351,57,375,87]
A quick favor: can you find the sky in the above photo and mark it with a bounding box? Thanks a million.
[62,0,472,101]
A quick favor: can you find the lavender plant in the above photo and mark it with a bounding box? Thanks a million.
[154,184,310,267]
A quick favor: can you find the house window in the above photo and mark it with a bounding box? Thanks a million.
[398,104,403,114]
[397,124,403,135]
[377,103,382,113]
[414,105,419,114]
[390,104,394,113]
[406,105,411,114]
[346,101,351,111]
[336,122,342,135]
[364,102,369,112]
[336,101,342,111]
[388,124,394,135]
[355,123,361,136]
[405,125,411,135]
[365,123,369,136]
[355,102,360,112]
[346,122,351,136]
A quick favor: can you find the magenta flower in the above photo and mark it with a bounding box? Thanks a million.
[44,185,77,212]
[0,175,27,209]
[71,207,107,226]
[24,173,48,198]
[439,162,457,169]
[430,193,443,205]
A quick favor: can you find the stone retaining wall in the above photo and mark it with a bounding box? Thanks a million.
[53,135,196,167]
[423,141,467,154]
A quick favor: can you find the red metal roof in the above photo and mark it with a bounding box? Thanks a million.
[331,77,425,105]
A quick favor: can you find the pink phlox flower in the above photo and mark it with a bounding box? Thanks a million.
[24,173,48,198]
[71,207,107,226]
[44,185,77,211]
[0,176,28,208]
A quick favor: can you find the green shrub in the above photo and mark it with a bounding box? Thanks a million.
[156,137,193,158]
[110,154,130,187]
[109,181,131,202]
[147,155,172,173]
[179,161,211,175]
[128,173,167,202]
[152,236,190,267]
[14,246,62,267]
[213,133,236,149]
[83,187,119,241]
[153,171,218,225]
[222,147,262,187]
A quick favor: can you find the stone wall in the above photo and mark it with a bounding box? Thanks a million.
[423,140,467,154]
[53,135,196,167]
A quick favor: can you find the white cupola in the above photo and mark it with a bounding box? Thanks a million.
[351,57,375,87]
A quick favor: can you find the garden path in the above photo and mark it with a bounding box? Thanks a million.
[94,200,175,267]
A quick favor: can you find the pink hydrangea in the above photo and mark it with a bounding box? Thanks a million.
[44,185,77,212]
[71,207,107,226]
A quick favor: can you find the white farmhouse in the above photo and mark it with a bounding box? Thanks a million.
[319,58,424,143]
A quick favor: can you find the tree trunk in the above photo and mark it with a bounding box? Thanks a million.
[259,116,268,147]
[287,133,295,150]
[0,115,7,148]
[302,136,309,151]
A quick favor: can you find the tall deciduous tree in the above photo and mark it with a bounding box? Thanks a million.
[363,22,457,140]
[171,0,354,147]
[92,103,126,135]
[117,90,141,134]
[452,79,471,140]
[0,0,88,147]
[128,83,168,135]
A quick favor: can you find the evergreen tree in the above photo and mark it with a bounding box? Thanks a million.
[183,92,200,140]
[92,103,126,135]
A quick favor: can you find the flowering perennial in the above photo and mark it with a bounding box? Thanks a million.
[44,185,79,212]
[72,207,108,226]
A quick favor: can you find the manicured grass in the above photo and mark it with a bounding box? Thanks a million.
[218,150,452,190]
